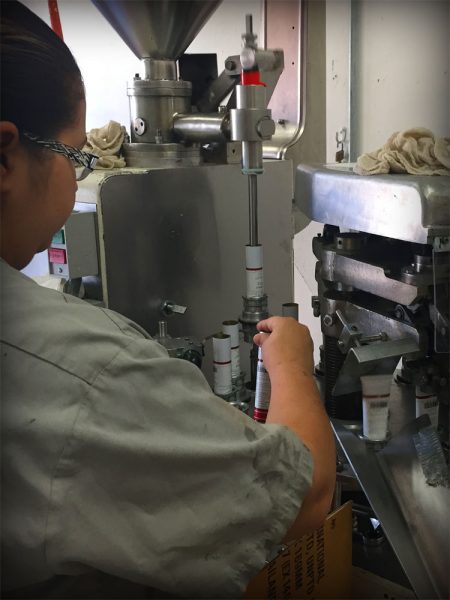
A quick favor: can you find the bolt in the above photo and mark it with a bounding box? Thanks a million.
[225,59,236,71]
[338,340,345,349]
[323,314,333,327]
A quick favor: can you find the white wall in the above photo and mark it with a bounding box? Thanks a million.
[354,0,450,155]
[326,0,450,161]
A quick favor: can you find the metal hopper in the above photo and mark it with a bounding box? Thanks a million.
[91,0,222,60]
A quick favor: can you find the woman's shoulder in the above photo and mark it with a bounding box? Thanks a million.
[0,260,166,384]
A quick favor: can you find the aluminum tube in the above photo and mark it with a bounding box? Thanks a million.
[212,333,232,396]
[173,113,230,143]
[254,346,271,423]
[248,174,258,245]
[245,245,264,298]
[222,320,241,379]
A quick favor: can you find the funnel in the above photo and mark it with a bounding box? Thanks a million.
[92,0,222,61]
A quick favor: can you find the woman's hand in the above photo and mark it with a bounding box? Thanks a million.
[253,316,314,378]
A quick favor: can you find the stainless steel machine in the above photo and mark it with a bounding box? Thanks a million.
[295,163,450,599]
[49,0,294,399]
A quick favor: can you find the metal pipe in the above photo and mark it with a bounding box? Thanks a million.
[143,58,177,81]
[248,174,258,246]
[282,302,299,320]
[173,113,230,143]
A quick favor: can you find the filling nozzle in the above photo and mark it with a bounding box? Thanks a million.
[230,15,275,176]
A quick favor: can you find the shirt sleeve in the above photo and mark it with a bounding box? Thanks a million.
[45,337,313,599]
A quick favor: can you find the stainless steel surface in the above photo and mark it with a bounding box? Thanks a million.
[333,419,440,599]
[173,113,230,143]
[282,302,299,319]
[295,164,450,243]
[240,295,269,344]
[96,162,293,381]
[143,58,177,80]
[320,298,421,350]
[241,141,263,175]
[248,174,258,246]
[378,416,450,599]
[321,250,426,305]
[231,86,274,154]
[263,0,306,158]
[128,78,191,144]
[92,0,222,60]
[333,338,419,396]
[122,142,201,168]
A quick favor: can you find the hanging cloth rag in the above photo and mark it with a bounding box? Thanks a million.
[354,128,450,176]
[83,120,127,169]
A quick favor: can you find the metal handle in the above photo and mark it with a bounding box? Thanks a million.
[161,300,187,316]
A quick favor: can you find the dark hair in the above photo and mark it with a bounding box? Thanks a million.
[0,1,84,139]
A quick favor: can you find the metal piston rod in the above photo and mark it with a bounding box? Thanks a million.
[248,173,259,246]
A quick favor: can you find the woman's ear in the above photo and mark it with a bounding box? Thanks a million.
[0,122,21,193]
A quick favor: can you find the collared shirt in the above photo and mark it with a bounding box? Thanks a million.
[1,260,313,598]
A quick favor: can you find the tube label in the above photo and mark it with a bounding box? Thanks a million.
[362,394,390,441]
[254,348,271,423]
[416,394,439,428]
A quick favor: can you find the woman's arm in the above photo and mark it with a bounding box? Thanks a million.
[254,316,336,540]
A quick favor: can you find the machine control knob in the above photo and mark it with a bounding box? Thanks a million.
[133,117,146,136]
[256,116,275,139]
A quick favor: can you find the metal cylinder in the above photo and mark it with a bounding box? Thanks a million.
[282,302,299,320]
[212,333,232,396]
[248,174,258,245]
[143,58,177,80]
[242,141,263,174]
[158,320,168,338]
[128,78,192,144]
[236,84,266,110]
[173,113,230,143]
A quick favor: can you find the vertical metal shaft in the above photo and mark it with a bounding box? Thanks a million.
[248,174,259,246]
[246,14,253,35]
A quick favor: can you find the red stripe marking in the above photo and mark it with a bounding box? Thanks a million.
[253,408,268,423]
[363,393,390,399]
[213,360,231,366]
[48,0,64,40]
[246,267,263,271]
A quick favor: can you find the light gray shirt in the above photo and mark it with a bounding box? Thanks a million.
[1,260,313,598]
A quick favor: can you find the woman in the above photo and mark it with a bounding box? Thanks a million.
[1,2,335,598]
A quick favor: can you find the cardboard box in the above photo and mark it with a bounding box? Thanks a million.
[244,501,353,599]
